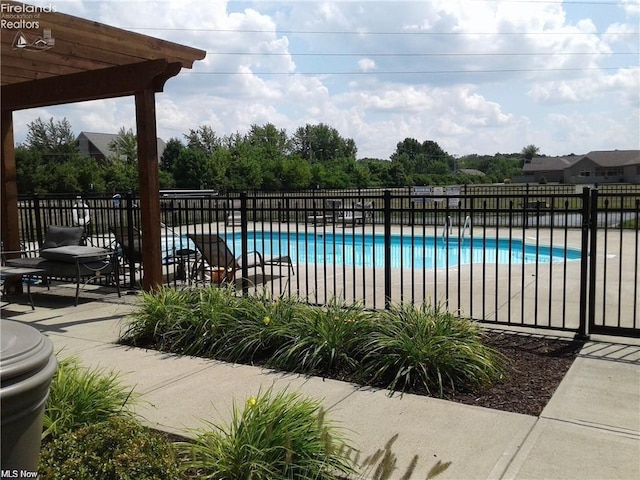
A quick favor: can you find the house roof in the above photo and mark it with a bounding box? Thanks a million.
[1,1,206,110]
[523,150,640,173]
[78,132,166,159]
[582,150,640,167]
[522,155,579,173]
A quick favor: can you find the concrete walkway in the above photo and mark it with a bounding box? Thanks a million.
[2,289,639,480]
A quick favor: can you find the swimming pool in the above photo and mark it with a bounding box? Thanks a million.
[221,232,581,269]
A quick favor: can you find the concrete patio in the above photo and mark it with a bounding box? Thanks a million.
[2,287,639,479]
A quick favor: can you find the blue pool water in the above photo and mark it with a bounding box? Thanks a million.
[216,232,581,269]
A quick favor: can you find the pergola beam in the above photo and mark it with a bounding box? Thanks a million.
[1,59,174,111]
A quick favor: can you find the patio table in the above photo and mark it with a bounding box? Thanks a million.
[1,266,46,310]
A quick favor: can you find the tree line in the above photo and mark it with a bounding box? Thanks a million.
[15,117,526,194]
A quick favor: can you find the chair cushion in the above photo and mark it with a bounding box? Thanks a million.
[5,257,49,269]
[41,226,84,249]
[40,246,108,263]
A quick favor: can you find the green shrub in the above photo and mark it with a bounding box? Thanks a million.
[269,298,372,374]
[121,285,241,356]
[179,388,355,480]
[43,357,136,439]
[39,417,180,480]
[217,292,309,363]
[359,304,506,396]
[123,288,507,396]
[120,285,199,349]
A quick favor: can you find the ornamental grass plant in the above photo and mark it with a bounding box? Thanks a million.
[358,303,507,396]
[179,388,356,480]
[214,292,310,363]
[42,356,136,440]
[268,298,372,374]
[121,288,508,398]
[120,285,243,357]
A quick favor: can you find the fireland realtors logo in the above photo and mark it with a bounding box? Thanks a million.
[1,2,56,51]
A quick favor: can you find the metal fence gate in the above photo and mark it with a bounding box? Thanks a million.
[585,189,640,338]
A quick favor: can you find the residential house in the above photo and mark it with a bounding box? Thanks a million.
[521,150,640,184]
[77,132,166,163]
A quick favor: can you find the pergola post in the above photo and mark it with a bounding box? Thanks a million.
[135,87,163,291]
[1,109,23,293]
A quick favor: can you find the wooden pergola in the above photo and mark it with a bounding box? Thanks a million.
[1,1,206,291]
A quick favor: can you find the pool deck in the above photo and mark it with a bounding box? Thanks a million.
[2,291,639,479]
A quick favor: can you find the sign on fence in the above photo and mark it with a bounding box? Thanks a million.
[446,186,460,207]
[412,185,456,205]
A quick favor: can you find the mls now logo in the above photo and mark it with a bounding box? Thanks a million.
[1,471,37,478]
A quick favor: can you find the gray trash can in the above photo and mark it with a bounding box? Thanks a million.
[1,320,57,473]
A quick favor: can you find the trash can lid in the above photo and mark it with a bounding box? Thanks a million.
[0,320,54,382]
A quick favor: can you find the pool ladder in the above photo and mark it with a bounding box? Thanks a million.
[442,215,472,241]
[442,216,453,239]
[461,215,472,241]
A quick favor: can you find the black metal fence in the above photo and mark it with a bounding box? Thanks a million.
[15,184,640,338]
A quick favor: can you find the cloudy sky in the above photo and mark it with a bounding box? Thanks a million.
[12,0,640,159]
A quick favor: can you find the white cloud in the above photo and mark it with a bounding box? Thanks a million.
[530,67,640,105]
[9,0,640,160]
[620,0,640,16]
[358,58,376,72]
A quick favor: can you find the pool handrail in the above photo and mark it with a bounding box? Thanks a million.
[442,215,453,240]
[462,216,472,241]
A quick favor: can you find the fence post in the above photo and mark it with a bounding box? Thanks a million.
[524,183,530,229]
[577,186,591,340]
[125,193,136,289]
[33,194,43,247]
[384,190,392,309]
[586,188,599,339]
[240,192,249,296]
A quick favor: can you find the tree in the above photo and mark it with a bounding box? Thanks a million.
[280,158,312,190]
[171,148,211,189]
[40,156,103,193]
[161,138,184,171]
[391,138,453,179]
[16,146,45,194]
[103,162,138,193]
[292,124,357,163]
[185,126,220,155]
[246,123,291,160]
[24,117,78,160]
[521,144,540,161]
[108,127,137,164]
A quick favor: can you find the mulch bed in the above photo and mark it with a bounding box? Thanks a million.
[129,330,585,418]
[446,331,584,416]
[307,330,585,417]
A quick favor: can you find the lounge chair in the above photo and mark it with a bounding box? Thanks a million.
[338,210,365,225]
[4,225,120,305]
[337,202,373,225]
[188,233,294,284]
[110,226,142,267]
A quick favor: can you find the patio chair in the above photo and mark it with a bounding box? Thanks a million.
[187,233,294,284]
[337,202,373,225]
[1,226,85,293]
[110,226,142,266]
[4,225,120,305]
